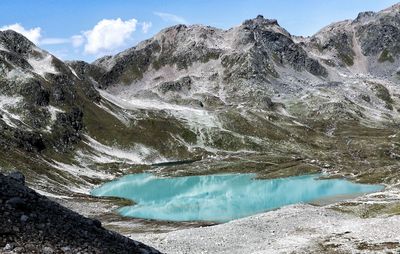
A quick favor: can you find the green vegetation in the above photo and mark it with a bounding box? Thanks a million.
[371,82,394,110]
[378,48,395,63]
[119,66,144,84]
[199,51,221,63]
[332,201,400,219]
[81,99,198,158]
[339,53,354,66]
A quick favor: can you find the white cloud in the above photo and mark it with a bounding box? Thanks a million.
[83,18,137,54]
[154,12,188,24]
[40,37,70,45]
[0,23,41,44]
[51,49,70,60]
[141,21,152,34]
[71,35,84,47]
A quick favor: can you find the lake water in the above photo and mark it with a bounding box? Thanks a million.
[91,173,383,222]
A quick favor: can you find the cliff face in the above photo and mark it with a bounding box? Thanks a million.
[0,30,101,154]
[309,3,400,76]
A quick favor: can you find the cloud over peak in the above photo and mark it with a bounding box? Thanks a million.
[154,12,188,24]
[0,23,42,44]
[83,18,138,55]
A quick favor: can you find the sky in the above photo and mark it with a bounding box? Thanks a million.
[0,0,398,62]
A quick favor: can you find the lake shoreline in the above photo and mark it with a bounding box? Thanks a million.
[132,190,400,253]
[91,172,382,223]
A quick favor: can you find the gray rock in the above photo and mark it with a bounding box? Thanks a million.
[6,197,25,209]
[20,214,29,223]
[3,243,14,251]
[8,172,25,185]
[61,246,71,252]
[42,246,54,254]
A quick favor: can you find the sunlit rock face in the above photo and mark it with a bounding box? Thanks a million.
[91,173,382,222]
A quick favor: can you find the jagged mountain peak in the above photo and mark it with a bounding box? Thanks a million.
[244,14,279,25]
[240,14,290,37]
[0,29,71,81]
[93,15,296,75]
[242,14,280,29]
[380,2,400,14]
[90,13,328,95]
[354,11,376,23]
[307,4,400,77]
[0,30,36,55]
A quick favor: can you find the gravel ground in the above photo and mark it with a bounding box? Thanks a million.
[133,204,400,253]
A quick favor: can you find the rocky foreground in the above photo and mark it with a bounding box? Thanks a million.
[0,172,160,254]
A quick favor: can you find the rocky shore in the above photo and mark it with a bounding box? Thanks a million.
[135,203,400,253]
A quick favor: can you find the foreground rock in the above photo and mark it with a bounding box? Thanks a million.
[0,172,161,254]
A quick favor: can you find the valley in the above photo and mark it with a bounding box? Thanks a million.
[1,3,400,253]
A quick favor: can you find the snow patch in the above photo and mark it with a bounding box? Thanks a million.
[27,55,58,78]
[51,160,113,180]
[68,66,80,79]
[34,189,72,200]
[99,89,222,129]
[83,135,167,165]
[6,68,33,81]
[0,44,9,52]
[44,105,64,131]
[95,102,130,126]
[0,95,23,127]
[47,105,64,122]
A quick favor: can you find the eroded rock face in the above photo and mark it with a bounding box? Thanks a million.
[0,172,161,253]
[357,11,400,57]
[0,30,36,56]
[310,3,400,75]
[310,21,356,66]
[240,16,327,76]
[19,80,50,106]
[0,30,104,153]
[157,76,192,95]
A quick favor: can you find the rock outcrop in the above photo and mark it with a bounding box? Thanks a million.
[0,172,161,254]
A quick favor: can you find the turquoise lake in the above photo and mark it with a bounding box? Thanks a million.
[91,173,383,222]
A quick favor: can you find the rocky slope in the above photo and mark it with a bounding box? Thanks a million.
[136,201,400,254]
[76,3,400,185]
[308,4,400,77]
[0,2,400,252]
[0,172,160,253]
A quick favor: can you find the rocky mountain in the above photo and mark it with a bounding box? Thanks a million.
[309,4,400,77]
[1,2,400,248]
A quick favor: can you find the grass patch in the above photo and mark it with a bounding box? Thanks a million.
[369,82,393,110]
[339,53,354,66]
[378,48,395,63]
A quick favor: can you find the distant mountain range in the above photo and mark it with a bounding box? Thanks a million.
[1,3,400,197]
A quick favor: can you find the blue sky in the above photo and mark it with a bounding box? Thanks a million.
[0,0,398,62]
